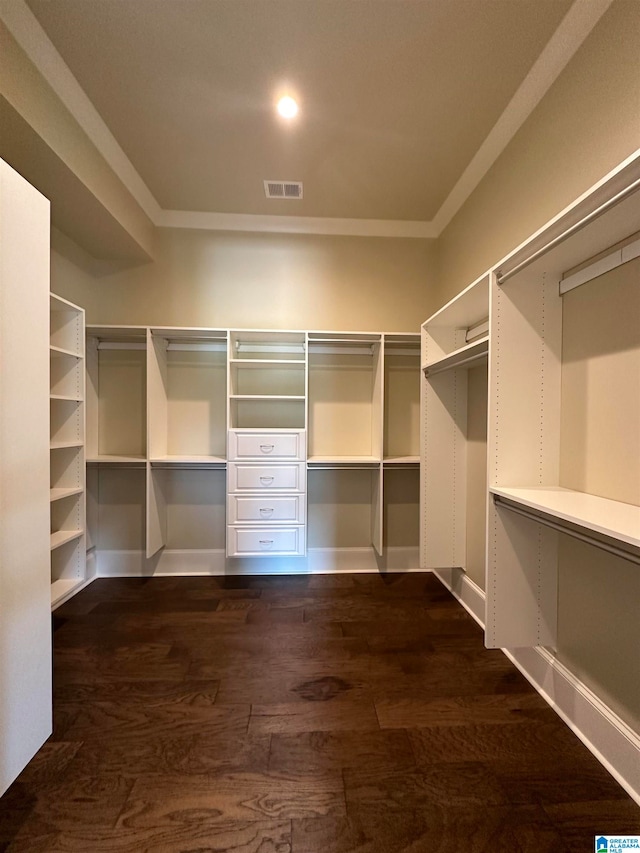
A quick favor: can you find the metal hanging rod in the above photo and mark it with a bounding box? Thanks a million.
[235,342,305,354]
[97,342,146,351]
[493,495,640,566]
[496,175,640,285]
[423,350,488,377]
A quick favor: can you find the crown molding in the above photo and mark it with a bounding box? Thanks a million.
[0,0,613,240]
[431,0,615,235]
[158,209,437,239]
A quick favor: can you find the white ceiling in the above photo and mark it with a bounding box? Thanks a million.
[6,0,613,237]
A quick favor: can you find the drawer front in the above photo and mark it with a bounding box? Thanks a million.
[228,463,306,493]
[228,494,305,524]
[229,430,305,461]
[227,525,305,556]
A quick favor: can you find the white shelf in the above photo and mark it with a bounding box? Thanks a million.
[383,456,420,465]
[50,393,83,402]
[50,440,83,450]
[87,454,146,463]
[308,455,381,466]
[51,578,86,609]
[50,487,83,502]
[230,359,305,367]
[230,395,305,401]
[491,486,640,551]
[50,529,84,551]
[150,455,226,465]
[424,336,488,376]
[50,345,83,359]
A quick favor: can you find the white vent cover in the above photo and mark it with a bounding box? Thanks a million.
[264,180,303,199]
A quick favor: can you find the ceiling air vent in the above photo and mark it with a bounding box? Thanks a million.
[264,180,303,200]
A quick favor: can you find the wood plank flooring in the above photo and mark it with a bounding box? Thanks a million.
[1,572,639,851]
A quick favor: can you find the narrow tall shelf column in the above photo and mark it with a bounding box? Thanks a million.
[421,272,490,577]
[50,293,89,609]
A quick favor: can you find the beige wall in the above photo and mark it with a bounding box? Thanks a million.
[435,0,640,308]
[53,227,437,332]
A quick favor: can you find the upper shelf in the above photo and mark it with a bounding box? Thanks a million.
[424,336,488,377]
[424,272,490,330]
[491,486,640,552]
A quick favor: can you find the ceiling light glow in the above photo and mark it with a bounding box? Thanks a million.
[277,96,299,119]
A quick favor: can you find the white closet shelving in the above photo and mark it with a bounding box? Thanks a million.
[420,153,640,651]
[486,153,640,648]
[84,325,420,577]
[50,294,89,608]
[421,272,490,575]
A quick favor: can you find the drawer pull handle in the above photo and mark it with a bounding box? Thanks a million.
[259,507,274,516]
[259,539,274,548]
[260,444,275,453]
[259,476,274,485]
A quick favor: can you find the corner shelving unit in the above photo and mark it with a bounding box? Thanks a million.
[50,294,89,608]
[486,153,640,648]
[80,323,422,578]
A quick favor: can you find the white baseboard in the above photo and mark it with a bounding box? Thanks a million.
[96,546,421,578]
[435,568,640,807]
[432,567,486,627]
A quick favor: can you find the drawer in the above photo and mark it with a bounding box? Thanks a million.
[228,462,306,493]
[227,525,306,556]
[228,430,306,460]
[228,494,306,524]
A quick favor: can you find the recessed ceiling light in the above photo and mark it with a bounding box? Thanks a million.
[277,96,299,119]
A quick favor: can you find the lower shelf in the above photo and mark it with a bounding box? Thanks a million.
[51,577,86,609]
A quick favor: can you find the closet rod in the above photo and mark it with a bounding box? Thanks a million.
[166,342,226,352]
[493,496,640,566]
[97,342,146,351]
[309,344,375,355]
[423,351,488,377]
[496,176,640,285]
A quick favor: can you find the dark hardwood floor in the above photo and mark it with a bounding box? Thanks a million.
[1,572,638,851]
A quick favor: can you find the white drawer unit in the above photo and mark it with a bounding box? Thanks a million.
[228,430,305,461]
[228,494,306,524]
[227,525,306,556]
[228,462,306,493]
